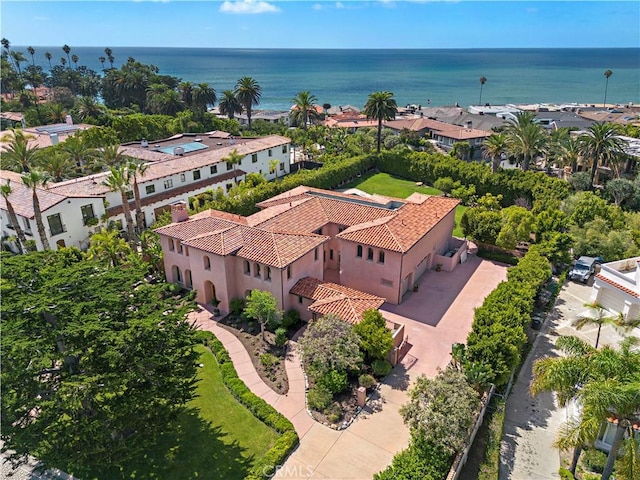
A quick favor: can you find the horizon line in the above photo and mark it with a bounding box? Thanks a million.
[11,45,640,50]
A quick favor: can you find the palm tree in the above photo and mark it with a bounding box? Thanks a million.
[75,96,104,122]
[579,122,625,187]
[21,169,52,250]
[504,111,548,171]
[482,133,507,173]
[290,91,320,130]
[234,76,261,129]
[603,70,613,107]
[573,302,640,349]
[47,103,67,123]
[60,135,99,173]
[45,51,52,69]
[62,44,71,66]
[97,144,127,169]
[104,47,114,68]
[479,76,487,105]
[26,46,35,65]
[363,91,398,153]
[1,129,40,172]
[531,336,640,480]
[222,148,244,184]
[10,51,26,77]
[39,152,76,182]
[218,89,242,120]
[268,158,279,180]
[87,229,132,267]
[98,56,106,69]
[178,81,194,106]
[1,180,28,252]
[60,57,66,68]
[103,165,136,243]
[128,161,148,233]
[193,83,217,114]
[71,54,79,70]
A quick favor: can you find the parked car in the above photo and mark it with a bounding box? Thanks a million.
[569,256,601,283]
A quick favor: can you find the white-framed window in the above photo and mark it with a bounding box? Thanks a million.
[164,179,173,189]
[193,170,201,180]
[252,154,258,163]
[210,165,218,174]
[146,185,155,194]
[180,173,186,182]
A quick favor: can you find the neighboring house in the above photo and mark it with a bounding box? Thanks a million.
[591,257,640,321]
[1,134,291,251]
[0,120,95,150]
[156,186,464,317]
[236,110,290,126]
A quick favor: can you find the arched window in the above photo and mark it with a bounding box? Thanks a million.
[378,251,385,264]
[357,245,363,258]
[185,270,193,288]
[204,255,211,270]
[367,248,374,261]
[171,265,182,283]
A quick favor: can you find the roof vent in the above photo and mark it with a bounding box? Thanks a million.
[173,146,185,156]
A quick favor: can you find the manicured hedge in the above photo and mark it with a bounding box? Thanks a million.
[202,334,299,479]
[375,151,569,207]
[465,249,551,387]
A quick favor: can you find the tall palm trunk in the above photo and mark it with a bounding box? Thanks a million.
[492,155,501,173]
[589,154,601,188]
[523,153,531,171]
[376,117,382,153]
[602,420,628,480]
[5,200,28,252]
[32,190,50,250]
[569,446,582,475]
[119,189,136,243]
[132,177,144,233]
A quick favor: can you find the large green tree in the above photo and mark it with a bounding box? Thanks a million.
[244,289,279,341]
[234,77,261,129]
[1,129,41,173]
[354,309,393,361]
[363,91,398,153]
[0,180,28,252]
[579,122,625,187]
[482,133,507,173]
[290,91,320,130]
[0,249,198,475]
[504,111,548,171]
[400,368,480,456]
[218,89,242,120]
[531,336,640,479]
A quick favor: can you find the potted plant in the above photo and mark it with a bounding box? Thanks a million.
[435,263,443,272]
[413,283,419,292]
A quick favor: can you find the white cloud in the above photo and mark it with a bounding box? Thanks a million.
[312,3,323,10]
[220,0,280,14]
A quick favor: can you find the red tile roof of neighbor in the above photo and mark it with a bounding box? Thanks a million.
[290,277,385,324]
[0,170,93,219]
[595,274,639,298]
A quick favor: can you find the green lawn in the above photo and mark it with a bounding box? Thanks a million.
[89,345,278,480]
[341,172,467,237]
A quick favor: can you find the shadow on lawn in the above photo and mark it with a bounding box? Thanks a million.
[90,408,254,480]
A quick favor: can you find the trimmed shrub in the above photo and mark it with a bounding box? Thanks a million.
[558,468,575,480]
[281,309,301,329]
[372,359,392,377]
[318,370,349,394]
[582,448,607,474]
[229,297,245,315]
[274,327,288,347]
[307,385,332,412]
[208,338,298,479]
[358,374,377,389]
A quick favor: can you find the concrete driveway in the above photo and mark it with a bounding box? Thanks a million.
[277,255,508,479]
[499,278,640,480]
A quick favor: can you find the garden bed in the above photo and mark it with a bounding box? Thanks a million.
[217,313,290,395]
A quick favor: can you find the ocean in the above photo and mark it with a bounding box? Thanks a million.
[22,47,640,110]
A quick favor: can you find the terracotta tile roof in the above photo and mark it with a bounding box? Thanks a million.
[290,277,385,324]
[235,229,327,268]
[106,170,244,217]
[155,216,242,241]
[595,274,639,298]
[338,196,459,252]
[0,171,71,218]
[183,226,245,256]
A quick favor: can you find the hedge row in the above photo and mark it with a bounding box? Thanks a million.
[194,154,375,216]
[375,151,569,207]
[465,249,552,387]
[205,335,299,479]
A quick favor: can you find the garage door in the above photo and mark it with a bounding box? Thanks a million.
[415,253,431,280]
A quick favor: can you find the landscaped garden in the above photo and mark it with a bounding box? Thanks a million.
[340,172,468,237]
[88,344,280,479]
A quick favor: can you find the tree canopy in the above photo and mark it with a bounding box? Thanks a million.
[0,249,198,474]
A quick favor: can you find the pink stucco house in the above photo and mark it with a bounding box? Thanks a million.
[156,186,462,322]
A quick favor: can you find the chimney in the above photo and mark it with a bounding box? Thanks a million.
[65,114,73,125]
[466,120,472,130]
[171,201,189,223]
[50,133,59,145]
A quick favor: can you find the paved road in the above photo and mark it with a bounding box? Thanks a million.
[499,279,640,480]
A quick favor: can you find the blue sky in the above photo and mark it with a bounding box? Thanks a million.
[2,1,639,49]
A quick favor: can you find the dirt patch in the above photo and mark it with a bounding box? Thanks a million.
[218,314,289,395]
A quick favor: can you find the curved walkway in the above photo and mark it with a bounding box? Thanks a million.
[190,309,316,438]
